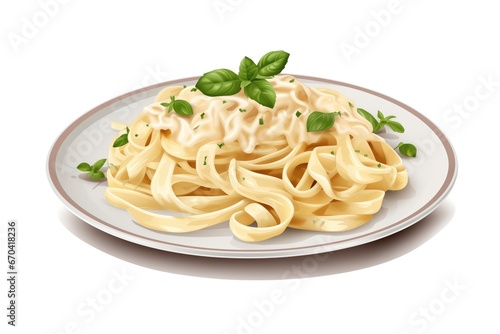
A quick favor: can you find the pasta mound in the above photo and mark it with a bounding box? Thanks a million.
[105,75,408,242]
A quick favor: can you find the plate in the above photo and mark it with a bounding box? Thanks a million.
[47,75,458,259]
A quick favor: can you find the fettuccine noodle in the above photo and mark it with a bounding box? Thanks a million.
[105,75,407,242]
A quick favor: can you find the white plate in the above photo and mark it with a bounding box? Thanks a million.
[47,75,458,259]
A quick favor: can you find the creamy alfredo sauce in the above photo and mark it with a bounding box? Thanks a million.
[143,75,376,153]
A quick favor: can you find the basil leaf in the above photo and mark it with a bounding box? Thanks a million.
[160,102,174,113]
[240,80,252,88]
[113,133,128,147]
[397,143,417,157]
[113,126,130,147]
[306,111,336,132]
[195,69,242,96]
[91,158,107,172]
[357,108,380,133]
[172,99,193,116]
[239,56,258,81]
[386,120,405,133]
[89,171,105,179]
[377,110,385,120]
[255,74,273,80]
[257,50,290,76]
[77,162,91,172]
[244,79,276,108]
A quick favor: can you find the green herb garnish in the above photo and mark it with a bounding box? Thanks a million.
[357,108,404,133]
[239,108,246,113]
[77,158,107,179]
[357,108,381,132]
[217,142,225,148]
[259,117,264,125]
[113,126,130,147]
[243,78,276,109]
[357,108,417,157]
[295,111,302,118]
[203,156,207,165]
[160,96,193,116]
[289,78,295,83]
[191,87,198,92]
[200,112,205,119]
[394,142,418,157]
[306,111,341,132]
[195,50,289,108]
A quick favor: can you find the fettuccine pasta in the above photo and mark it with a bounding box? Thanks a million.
[105,75,407,242]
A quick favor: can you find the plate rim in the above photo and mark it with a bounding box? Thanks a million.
[47,74,458,258]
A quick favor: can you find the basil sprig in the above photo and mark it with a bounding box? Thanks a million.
[357,108,417,157]
[161,96,193,116]
[306,111,341,132]
[195,50,290,108]
[77,158,107,179]
[357,108,404,133]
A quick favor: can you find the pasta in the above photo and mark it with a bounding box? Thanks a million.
[105,75,408,242]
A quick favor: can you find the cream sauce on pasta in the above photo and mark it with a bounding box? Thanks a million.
[144,75,377,153]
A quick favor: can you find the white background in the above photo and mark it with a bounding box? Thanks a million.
[2,0,499,333]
